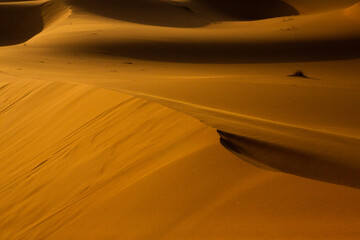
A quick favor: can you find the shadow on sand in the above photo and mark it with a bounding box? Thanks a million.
[218,130,360,189]
[62,37,360,63]
[67,0,299,28]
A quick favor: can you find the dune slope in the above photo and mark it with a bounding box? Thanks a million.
[1,80,360,240]
[0,79,216,239]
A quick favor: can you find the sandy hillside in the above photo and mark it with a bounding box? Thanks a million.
[1,0,360,239]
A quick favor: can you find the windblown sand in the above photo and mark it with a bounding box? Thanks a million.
[1,0,360,239]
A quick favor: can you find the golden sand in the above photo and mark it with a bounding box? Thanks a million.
[1,0,360,239]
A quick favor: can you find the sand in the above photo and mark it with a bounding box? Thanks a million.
[1,0,360,239]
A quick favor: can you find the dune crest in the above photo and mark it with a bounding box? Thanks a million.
[345,2,360,20]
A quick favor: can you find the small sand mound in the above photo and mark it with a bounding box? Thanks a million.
[0,0,69,46]
[288,70,310,78]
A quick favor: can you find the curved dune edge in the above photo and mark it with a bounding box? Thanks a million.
[219,130,360,189]
[41,0,71,29]
[1,80,360,240]
[0,0,69,46]
[111,88,360,189]
[345,1,360,19]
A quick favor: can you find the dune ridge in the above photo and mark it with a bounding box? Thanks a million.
[108,88,360,189]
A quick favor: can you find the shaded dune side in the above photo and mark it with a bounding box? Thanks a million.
[67,37,360,63]
[284,0,360,13]
[67,0,298,28]
[192,0,298,20]
[219,130,360,189]
[0,0,69,46]
[66,0,211,28]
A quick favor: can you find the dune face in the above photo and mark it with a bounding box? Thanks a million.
[0,80,218,239]
[0,1,44,46]
[1,0,360,239]
[67,0,298,28]
[219,130,360,189]
[0,0,68,46]
[66,0,210,28]
[62,36,360,63]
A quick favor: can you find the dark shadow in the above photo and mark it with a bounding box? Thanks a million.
[61,37,360,63]
[66,0,211,28]
[0,3,44,46]
[193,0,299,21]
[288,70,310,78]
[0,1,68,46]
[218,130,360,189]
[66,0,299,28]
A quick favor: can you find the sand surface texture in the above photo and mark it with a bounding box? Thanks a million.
[1,0,360,239]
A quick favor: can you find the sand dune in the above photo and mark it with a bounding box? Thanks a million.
[2,80,360,240]
[30,2,360,63]
[1,0,360,239]
[110,87,360,189]
[0,80,217,239]
[0,0,68,46]
[0,0,359,185]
